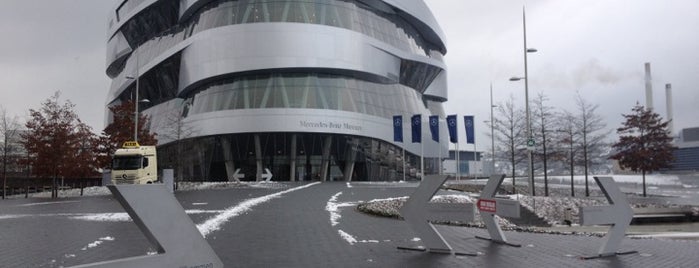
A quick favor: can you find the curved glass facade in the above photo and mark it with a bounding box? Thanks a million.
[106,0,448,182]
[109,0,444,73]
[187,73,427,119]
[186,0,444,58]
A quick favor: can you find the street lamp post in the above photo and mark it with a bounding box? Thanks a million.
[510,7,537,196]
[489,83,496,174]
[125,49,140,143]
[125,50,149,143]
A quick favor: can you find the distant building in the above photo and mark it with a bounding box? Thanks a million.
[442,150,486,177]
[0,129,29,178]
[669,127,699,172]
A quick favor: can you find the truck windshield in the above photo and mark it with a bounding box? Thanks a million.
[112,156,143,170]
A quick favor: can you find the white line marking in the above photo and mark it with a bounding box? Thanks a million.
[197,182,321,237]
[326,192,343,226]
[338,230,357,245]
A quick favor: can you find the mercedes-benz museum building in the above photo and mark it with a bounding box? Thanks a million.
[106,0,448,181]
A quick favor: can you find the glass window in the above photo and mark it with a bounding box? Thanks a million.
[113,155,143,170]
[185,72,439,121]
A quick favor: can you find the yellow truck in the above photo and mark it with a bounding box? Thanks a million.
[111,141,158,184]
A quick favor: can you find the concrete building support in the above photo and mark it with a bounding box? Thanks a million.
[320,136,332,181]
[289,134,297,181]
[343,140,358,181]
[221,137,238,182]
[255,135,263,181]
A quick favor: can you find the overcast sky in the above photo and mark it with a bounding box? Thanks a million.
[1,1,697,151]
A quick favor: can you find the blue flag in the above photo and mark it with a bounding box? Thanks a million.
[464,115,475,144]
[447,115,457,143]
[393,115,403,142]
[411,114,421,143]
[429,115,439,142]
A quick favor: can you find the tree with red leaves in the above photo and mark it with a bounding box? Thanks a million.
[21,92,100,198]
[97,100,157,169]
[610,103,675,197]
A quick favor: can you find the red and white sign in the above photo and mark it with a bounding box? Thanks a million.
[477,199,497,213]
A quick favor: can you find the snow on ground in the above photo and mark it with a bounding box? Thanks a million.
[71,213,131,222]
[0,215,27,220]
[80,236,114,251]
[0,210,224,222]
[326,192,343,226]
[17,200,80,206]
[356,194,514,228]
[326,195,358,227]
[178,181,288,191]
[11,181,290,199]
[196,182,320,237]
[459,174,688,187]
[26,186,112,198]
[628,232,699,239]
[338,230,357,245]
[546,174,684,186]
[512,194,604,225]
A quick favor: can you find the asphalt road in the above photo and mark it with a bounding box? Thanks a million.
[1,182,698,267]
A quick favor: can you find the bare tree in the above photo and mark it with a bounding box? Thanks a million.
[531,92,555,196]
[159,101,197,185]
[574,93,609,197]
[492,95,527,190]
[1,106,21,199]
[554,110,579,197]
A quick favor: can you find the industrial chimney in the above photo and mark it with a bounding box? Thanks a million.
[645,63,653,110]
[666,83,674,135]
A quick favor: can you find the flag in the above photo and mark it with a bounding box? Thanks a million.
[464,115,475,144]
[446,115,457,143]
[429,115,439,142]
[411,114,421,143]
[393,115,403,142]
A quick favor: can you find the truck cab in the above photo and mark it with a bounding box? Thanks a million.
[111,141,158,184]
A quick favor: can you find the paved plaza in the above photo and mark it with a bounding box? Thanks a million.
[1,182,698,267]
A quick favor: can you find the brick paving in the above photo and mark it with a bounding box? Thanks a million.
[1,182,698,267]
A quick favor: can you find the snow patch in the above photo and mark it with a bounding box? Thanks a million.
[178,181,288,191]
[629,232,699,239]
[81,241,103,250]
[547,174,683,186]
[71,213,131,222]
[326,192,343,226]
[18,201,80,207]
[197,182,320,237]
[69,210,222,222]
[81,236,116,250]
[0,214,28,220]
[29,186,111,198]
[185,209,225,214]
[338,230,357,245]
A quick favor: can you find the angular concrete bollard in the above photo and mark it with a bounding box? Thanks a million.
[73,184,223,268]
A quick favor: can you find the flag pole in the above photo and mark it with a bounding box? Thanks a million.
[473,142,477,179]
[421,135,425,180]
[439,118,442,175]
[402,147,406,181]
[456,142,460,181]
